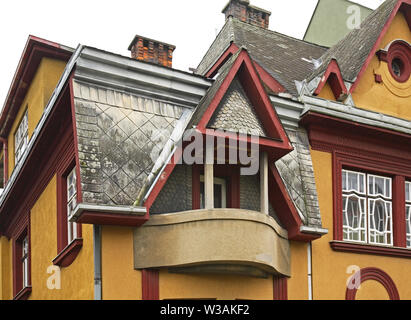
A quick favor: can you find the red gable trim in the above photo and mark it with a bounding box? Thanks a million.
[0,35,72,138]
[197,49,292,151]
[205,43,286,93]
[350,0,411,94]
[314,59,348,100]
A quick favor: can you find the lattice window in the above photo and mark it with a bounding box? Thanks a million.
[14,109,28,164]
[342,170,393,245]
[22,236,29,289]
[342,170,366,243]
[67,167,78,244]
[406,181,411,248]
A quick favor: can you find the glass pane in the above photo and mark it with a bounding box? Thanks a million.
[343,194,366,243]
[200,182,205,209]
[406,205,411,248]
[368,198,392,245]
[406,182,410,202]
[214,184,222,208]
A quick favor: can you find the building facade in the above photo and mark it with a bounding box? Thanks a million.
[0,0,410,300]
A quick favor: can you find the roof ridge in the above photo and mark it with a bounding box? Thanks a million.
[231,18,329,50]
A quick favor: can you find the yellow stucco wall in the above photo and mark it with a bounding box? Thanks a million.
[352,12,411,120]
[159,271,273,300]
[0,236,12,300]
[288,241,309,300]
[29,175,94,300]
[7,57,66,178]
[311,149,411,300]
[101,226,142,300]
[317,82,336,101]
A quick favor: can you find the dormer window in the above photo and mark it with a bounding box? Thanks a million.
[14,109,28,165]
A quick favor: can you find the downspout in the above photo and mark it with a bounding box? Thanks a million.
[93,225,102,300]
[307,241,313,300]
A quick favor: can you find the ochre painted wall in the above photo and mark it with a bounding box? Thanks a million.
[355,280,390,300]
[159,271,273,300]
[310,149,411,300]
[29,175,94,300]
[288,241,309,300]
[352,12,411,120]
[101,226,142,300]
[317,82,337,101]
[0,237,12,300]
[7,57,66,178]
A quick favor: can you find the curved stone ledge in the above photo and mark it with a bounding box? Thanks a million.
[133,209,290,277]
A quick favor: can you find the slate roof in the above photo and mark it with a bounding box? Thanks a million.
[196,17,327,95]
[209,78,267,136]
[307,0,398,83]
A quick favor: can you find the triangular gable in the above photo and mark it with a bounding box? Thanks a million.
[193,48,292,158]
[314,59,348,101]
[209,77,267,136]
[205,42,286,94]
[350,0,411,93]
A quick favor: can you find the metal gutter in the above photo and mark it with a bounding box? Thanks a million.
[69,203,147,222]
[301,95,411,135]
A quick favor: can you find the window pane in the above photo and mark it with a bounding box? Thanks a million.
[368,199,393,246]
[368,174,391,199]
[343,195,366,243]
[406,205,411,248]
[14,110,29,164]
[406,182,410,202]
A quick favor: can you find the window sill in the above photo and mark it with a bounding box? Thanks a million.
[330,241,411,259]
[52,238,83,268]
[14,286,32,300]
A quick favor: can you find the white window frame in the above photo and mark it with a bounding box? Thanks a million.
[22,236,29,289]
[14,109,28,165]
[406,181,411,248]
[342,170,393,246]
[67,167,78,244]
[200,176,227,209]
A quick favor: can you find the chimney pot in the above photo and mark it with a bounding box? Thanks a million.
[128,35,176,68]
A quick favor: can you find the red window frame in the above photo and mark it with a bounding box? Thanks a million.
[12,214,31,300]
[192,164,240,210]
[331,151,411,257]
[53,158,83,268]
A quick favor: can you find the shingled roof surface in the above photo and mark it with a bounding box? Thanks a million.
[196,17,327,95]
[307,0,397,83]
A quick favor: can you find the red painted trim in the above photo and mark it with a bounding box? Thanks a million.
[393,176,407,247]
[205,43,286,93]
[52,238,83,268]
[0,83,75,239]
[273,276,288,300]
[205,43,239,79]
[76,211,148,227]
[12,213,30,299]
[377,40,411,83]
[192,165,201,210]
[142,269,159,300]
[301,112,411,168]
[144,148,183,212]
[350,0,411,93]
[197,49,291,150]
[375,74,383,83]
[191,164,241,210]
[331,241,411,259]
[252,61,286,93]
[0,36,72,138]
[346,267,400,300]
[314,59,348,100]
[14,286,32,301]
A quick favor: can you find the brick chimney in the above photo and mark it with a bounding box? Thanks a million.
[128,35,176,68]
[222,0,271,29]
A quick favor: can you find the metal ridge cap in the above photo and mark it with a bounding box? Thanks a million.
[79,47,212,87]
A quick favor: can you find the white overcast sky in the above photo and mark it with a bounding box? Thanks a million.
[0,0,384,109]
